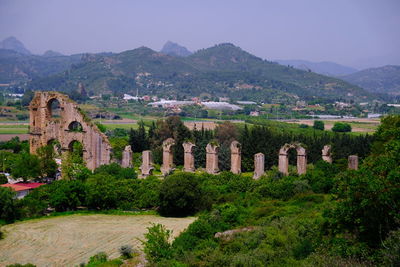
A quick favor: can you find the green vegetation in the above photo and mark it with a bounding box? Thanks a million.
[0,115,398,266]
[332,122,352,132]
[313,120,324,130]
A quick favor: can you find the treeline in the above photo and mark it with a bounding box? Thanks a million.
[126,116,373,172]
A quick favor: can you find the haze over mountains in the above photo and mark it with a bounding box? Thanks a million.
[275,59,358,77]
[0,37,399,101]
[161,41,192,57]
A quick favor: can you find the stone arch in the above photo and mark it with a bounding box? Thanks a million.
[68,140,83,153]
[68,121,84,132]
[47,98,62,118]
[278,143,307,175]
[29,91,111,171]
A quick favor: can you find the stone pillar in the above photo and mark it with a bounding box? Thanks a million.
[121,145,133,168]
[139,150,154,178]
[160,138,175,175]
[348,155,358,170]
[183,141,196,172]
[322,145,332,163]
[253,153,265,179]
[278,146,289,176]
[230,141,241,174]
[296,146,307,175]
[206,143,219,174]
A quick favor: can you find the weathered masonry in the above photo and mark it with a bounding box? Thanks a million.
[29,91,111,170]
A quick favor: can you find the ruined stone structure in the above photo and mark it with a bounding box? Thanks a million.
[29,91,111,171]
[278,143,307,175]
[121,145,133,168]
[206,143,219,174]
[140,150,154,177]
[253,153,265,179]
[322,145,332,163]
[230,141,241,174]
[160,138,175,175]
[348,155,359,170]
[182,141,196,172]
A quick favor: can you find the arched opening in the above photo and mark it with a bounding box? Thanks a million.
[47,139,62,157]
[68,140,84,158]
[68,121,83,132]
[47,98,61,118]
[278,143,307,175]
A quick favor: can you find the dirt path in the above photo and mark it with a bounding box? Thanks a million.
[0,214,195,267]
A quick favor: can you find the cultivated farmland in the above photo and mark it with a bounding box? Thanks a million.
[0,214,195,266]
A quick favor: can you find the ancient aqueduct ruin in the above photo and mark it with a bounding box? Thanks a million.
[29,92,359,178]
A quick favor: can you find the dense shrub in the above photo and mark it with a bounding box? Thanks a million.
[48,180,87,211]
[332,122,352,132]
[86,174,119,209]
[94,163,136,179]
[119,245,133,259]
[313,120,325,130]
[142,223,173,264]
[159,172,209,217]
[0,173,8,184]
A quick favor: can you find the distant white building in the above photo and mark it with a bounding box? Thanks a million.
[123,94,141,100]
[237,101,257,105]
[201,102,242,111]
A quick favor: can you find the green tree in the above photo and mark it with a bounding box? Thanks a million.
[159,172,208,217]
[129,120,149,153]
[142,223,173,264]
[329,115,400,246]
[48,180,87,211]
[36,144,58,178]
[0,173,8,184]
[86,174,119,209]
[21,89,35,106]
[313,120,325,130]
[11,153,41,181]
[332,122,352,132]
[0,187,18,222]
[61,142,90,180]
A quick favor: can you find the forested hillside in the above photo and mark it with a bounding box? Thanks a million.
[0,49,82,83]
[25,44,372,103]
[341,65,400,95]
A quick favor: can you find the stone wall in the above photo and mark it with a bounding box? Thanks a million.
[29,91,111,171]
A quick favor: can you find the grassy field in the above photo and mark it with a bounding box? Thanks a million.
[0,214,195,266]
[285,118,380,133]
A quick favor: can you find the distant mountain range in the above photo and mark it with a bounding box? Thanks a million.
[341,65,400,95]
[275,59,358,76]
[0,37,393,102]
[0,36,31,55]
[0,49,82,83]
[160,41,192,57]
[23,43,372,102]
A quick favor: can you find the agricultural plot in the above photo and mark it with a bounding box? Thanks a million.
[0,214,195,266]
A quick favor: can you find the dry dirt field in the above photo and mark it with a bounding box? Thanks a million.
[0,214,195,267]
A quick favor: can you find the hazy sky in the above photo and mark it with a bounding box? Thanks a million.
[0,0,399,69]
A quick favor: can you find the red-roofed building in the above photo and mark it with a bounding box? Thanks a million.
[1,183,45,199]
